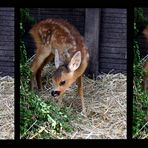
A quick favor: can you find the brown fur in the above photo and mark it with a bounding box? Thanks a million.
[143,26,148,39]
[30,18,89,113]
[143,59,148,92]
[142,26,148,92]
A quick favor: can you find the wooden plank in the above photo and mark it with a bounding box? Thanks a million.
[101,28,126,34]
[0,50,14,56]
[0,26,14,32]
[100,53,126,59]
[0,62,14,67]
[0,42,14,47]
[100,28,126,33]
[0,12,14,17]
[102,8,127,14]
[0,15,14,21]
[85,8,100,77]
[0,66,14,73]
[100,32,126,39]
[101,7,127,64]
[0,36,14,42]
[0,20,14,26]
[101,43,126,48]
[0,8,14,11]
[0,48,14,52]
[100,58,127,64]
[100,63,126,70]
[102,17,127,24]
[0,30,14,36]
[102,13,126,18]
[99,47,127,54]
[100,43,126,48]
[0,72,14,77]
[0,8,14,77]
[0,56,14,62]
[101,38,127,45]
[101,23,127,29]
[0,40,14,46]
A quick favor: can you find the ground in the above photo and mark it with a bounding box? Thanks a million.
[0,76,14,139]
[35,64,127,139]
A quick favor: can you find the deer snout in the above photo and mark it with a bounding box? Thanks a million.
[51,90,61,97]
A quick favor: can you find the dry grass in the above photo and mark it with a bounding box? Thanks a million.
[34,63,127,139]
[0,76,14,139]
[69,73,126,139]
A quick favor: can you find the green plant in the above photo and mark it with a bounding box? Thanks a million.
[20,59,76,138]
[20,8,36,65]
[133,8,148,139]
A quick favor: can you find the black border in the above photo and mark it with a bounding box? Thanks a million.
[1,0,148,144]
[15,7,20,140]
[127,7,133,140]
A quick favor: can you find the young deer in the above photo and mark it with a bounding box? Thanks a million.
[29,18,89,113]
[142,26,148,92]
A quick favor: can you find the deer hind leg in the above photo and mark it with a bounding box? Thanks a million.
[30,49,51,90]
[36,54,54,90]
[143,76,148,92]
[77,76,86,113]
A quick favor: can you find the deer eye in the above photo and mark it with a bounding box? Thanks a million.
[59,80,66,86]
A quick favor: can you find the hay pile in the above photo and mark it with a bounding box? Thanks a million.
[37,63,127,139]
[0,76,14,139]
[70,73,126,139]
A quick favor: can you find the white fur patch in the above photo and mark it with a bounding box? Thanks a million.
[68,51,81,72]
[87,53,89,58]
[55,49,63,68]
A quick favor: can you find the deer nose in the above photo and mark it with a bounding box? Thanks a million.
[51,91,60,97]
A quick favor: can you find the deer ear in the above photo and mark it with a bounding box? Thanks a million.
[68,51,81,72]
[55,49,63,69]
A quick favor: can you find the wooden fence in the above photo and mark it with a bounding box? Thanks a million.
[0,7,14,77]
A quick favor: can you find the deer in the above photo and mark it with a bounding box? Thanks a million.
[142,26,148,92]
[29,18,89,113]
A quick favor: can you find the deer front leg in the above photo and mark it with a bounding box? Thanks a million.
[30,50,51,90]
[30,55,44,90]
[77,76,86,114]
[36,54,54,90]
